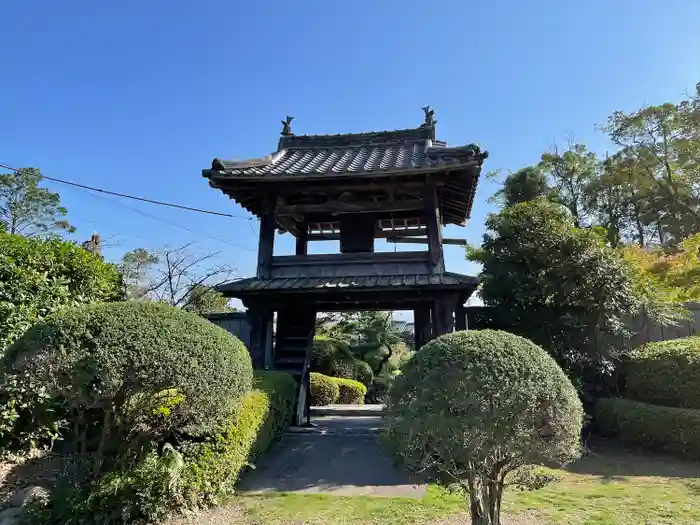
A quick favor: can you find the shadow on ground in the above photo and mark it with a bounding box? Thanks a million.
[566,438,700,480]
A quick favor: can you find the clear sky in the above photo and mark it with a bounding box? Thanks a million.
[2,1,699,303]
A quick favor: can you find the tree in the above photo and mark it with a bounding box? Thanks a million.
[602,85,700,246]
[0,167,75,236]
[467,198,657,400]
[385,330,583,525]
[119,244,236,310]
[491,166,552,207]
[539,142,599,227]
[182,284,235,315]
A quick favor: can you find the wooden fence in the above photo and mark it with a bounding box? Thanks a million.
[622,303,699,347]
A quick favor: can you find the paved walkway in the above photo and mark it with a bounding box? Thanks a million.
[238,413,426,498]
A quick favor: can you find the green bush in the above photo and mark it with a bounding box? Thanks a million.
[310,372,339,406]
[385,330,583,523]
[366,373,394,404]
[597,397,700,460]
[353,360,374,387]
[0,231,123,350]
[180,370,296,507]
[335,377,367,404]
[625,337,700,409]
[311,335,356,379]
[4,301,253,473]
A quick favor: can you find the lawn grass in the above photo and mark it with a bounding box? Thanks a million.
[238,442,700,525]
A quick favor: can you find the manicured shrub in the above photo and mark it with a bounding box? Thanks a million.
[309,372,339,406]
[311,335,356,379]
[0,231,123,351]
[596,397,700,460]
[335,377,367,404]
[179,370,296,507]
[385,330,583,524]
[353,360,374,387]
[366,373,394,404]
[625,337,700,409]
[4,301,253,475]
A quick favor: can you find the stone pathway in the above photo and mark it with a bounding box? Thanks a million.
[238,412,426,498]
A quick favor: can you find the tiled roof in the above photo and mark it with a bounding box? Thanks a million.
[217,272,478,295]
[207,126,487,179]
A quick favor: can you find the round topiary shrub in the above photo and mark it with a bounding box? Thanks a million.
[385,330,583,524]
[311,336,356,379]
[353,360,374,387]
[335,378,367,404]
[4,301,253,475]
[626,336,700,409]
[309,372,339,406]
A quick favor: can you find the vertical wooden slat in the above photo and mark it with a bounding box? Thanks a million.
[296,220,308,256]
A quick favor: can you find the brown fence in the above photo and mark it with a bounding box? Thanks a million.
[622,303,699,348]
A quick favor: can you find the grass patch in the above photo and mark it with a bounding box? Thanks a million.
[237,442,700,525]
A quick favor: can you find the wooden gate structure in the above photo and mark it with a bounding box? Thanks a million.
[202,109,488,424]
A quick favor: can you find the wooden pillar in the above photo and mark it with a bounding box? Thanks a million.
[247,305,274,369]
[296,221,308,256]
[424,179,444,274]
[455,302,467,331]
[414,305,432,350]
[434,295,458,336]
[257,193,277,279]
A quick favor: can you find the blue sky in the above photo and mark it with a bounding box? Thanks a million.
[2,1,699,304]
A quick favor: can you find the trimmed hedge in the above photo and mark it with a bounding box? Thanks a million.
[180,370,296,506]
[310,372,339,406]
[596,397,700,460]
[626,337,700,409]
[353,360,374,387]
[335,377,367,404]
[311,335,356,379]
[4,302,253,466]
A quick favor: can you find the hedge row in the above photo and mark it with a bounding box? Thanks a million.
[596,398,700,460]
[180,370,297,506]
[309,372,367,406]
[311,336,374,387]
[626,336,700,410]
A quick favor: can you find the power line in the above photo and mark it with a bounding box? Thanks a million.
[0,162,252,220]
[66,183,258,253]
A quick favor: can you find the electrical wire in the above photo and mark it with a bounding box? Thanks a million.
[65,184,258,253]
[0,162,251,220]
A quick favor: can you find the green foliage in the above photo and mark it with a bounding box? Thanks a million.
[596,398,700,460]
[385,330,583,525]
[309,372,340,406]
[366,373,395,404]
[4,301,253,475]
[0,372,62,453]
[491,166,553,206]
[625,337,700,409]
[0,230,124,351]
[311,335,356,379]
[467,198,651,401]
[180,371,296,507]
[334,377,367,404]
[0,167,75,236]
[353,360,374,387]
[182,284,234,316]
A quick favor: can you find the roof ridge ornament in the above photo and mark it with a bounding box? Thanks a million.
[281,116,294,136]
[420,106,437,128]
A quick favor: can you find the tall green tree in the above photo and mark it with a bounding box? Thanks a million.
[492,166,552,206]
[467,198,660,401]
[0,167,75,236]
[182,284,234,315]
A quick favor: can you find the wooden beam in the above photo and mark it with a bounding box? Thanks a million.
[295,221,308,255]
[307,228,428,242]
[386,236,467,245]
[257,193,276,279]
[277,199,423,216]
[424,181,445,274]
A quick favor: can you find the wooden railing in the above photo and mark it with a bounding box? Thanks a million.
[270,251,432,279]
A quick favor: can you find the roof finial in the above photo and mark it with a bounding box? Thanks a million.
[281,116,294,136]
[420,106,436,128]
